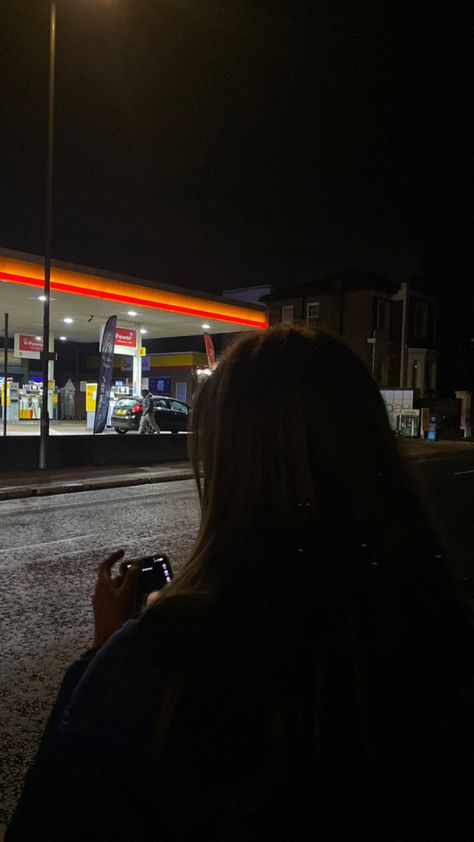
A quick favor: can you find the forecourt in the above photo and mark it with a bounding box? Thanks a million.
[0,247,268,399]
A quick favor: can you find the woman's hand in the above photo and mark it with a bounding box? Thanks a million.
[92,550,141,649]
[145,590,162,608]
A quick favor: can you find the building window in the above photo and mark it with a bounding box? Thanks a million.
[281,305,294,323]
[306,302,320,329]
[376,299,390,333]
[414,302,429,339]
[425,362,432,391]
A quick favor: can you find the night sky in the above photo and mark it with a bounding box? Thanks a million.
[0,0,472,299]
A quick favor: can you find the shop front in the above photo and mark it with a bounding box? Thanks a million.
[380,389,420,438]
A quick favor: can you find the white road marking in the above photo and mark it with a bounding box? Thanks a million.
[0,532,98,554]
[453,469,474,476]
[412,456,466,464]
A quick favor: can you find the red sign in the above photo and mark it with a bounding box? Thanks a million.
[18,334,43,352]
[114,328,137,348]
[203,333,216,367]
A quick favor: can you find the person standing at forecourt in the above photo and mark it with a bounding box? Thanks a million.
[7,325,473,841]
[138,387,160,434]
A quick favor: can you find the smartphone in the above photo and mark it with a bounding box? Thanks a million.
[120,554,173,610]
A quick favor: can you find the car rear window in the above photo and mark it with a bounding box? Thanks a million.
[115,398,141,408]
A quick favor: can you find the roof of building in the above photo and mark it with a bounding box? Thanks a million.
[262,270,400,302]
[0,247,268,341]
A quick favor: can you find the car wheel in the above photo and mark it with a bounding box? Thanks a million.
[115,428,128,434]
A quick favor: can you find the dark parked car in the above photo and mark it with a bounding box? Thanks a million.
[111,396,190,434]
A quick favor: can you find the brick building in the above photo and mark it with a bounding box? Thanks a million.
[263,271,439,397]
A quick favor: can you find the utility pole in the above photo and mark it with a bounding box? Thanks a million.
[2,313,8,437]
[39,0,57,469]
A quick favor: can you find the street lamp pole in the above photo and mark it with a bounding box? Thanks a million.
[39,0,57,470]
[3,313,8,437]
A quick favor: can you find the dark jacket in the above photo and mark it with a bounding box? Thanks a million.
[6,602,474,842]
[142,393,154,415]
[7,621,322,842]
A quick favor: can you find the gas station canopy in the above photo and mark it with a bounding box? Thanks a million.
[0,248,268,341]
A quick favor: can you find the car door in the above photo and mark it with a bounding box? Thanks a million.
[168,399,190,431]
[152,397,173,430]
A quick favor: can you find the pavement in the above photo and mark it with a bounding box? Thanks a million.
[0,437,472,501]
[0,461,194,500]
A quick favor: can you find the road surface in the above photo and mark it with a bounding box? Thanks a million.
[1,446,473,831]
[0,480,200,832]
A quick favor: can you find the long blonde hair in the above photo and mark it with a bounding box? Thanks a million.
[141,324,461,781]
[172,324,438,593]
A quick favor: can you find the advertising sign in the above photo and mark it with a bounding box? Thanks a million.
[121,358,133,372]
[428,414,438,441]
[149,376,171,395]
[113,327,137,355]
[86,384,97,412]
[94,315,117,434]
[0,379,11,407]
[14,334,44,360]
[203,333,216,368]
[421,407,430,436]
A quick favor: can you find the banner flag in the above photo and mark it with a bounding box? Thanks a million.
[203,333,216,368]
[94,315,117,434]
